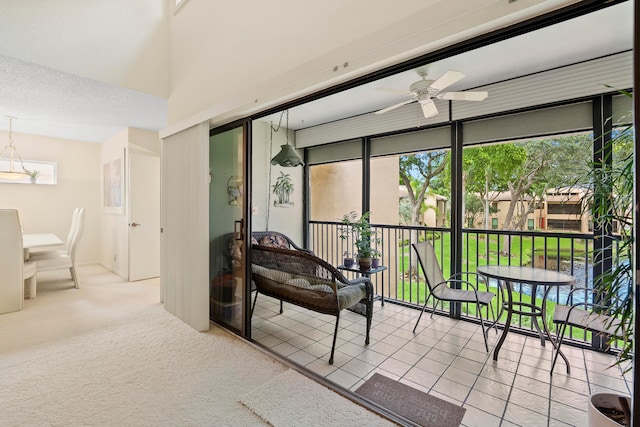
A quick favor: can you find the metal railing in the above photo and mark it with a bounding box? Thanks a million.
[309,220,624,349]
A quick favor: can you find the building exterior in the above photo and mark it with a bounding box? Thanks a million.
[470,188,591,233]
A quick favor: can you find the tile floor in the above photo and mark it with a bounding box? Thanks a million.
[251,295,633,427]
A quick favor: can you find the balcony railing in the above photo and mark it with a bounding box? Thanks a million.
[309,221,624,350]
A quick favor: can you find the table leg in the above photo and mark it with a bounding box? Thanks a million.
[531,284,545,347]
[493,280,512,361]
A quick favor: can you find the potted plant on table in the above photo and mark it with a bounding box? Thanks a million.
[340,211,380,270]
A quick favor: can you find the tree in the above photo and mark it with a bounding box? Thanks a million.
[463,144,527,228]
[399,151,448,227]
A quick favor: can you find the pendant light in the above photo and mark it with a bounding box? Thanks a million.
[0,116,29,180]
[270,110,304,167]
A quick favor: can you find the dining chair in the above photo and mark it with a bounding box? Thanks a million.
[412,241,497,352]
[551,287,623,374]
[30,208,84,290]
[0,209,37,313]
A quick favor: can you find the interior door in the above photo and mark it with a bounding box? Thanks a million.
[209,122,249,334]
[129,151,161,281]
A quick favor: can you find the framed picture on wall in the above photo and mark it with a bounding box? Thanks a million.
[103,156,123,213]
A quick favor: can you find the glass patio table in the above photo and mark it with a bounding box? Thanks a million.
[477,265,576,369]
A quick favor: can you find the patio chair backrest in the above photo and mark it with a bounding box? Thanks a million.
[412,241,447,298]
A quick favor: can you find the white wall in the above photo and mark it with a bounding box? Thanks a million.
[251,120,304,244]
[100,129,129,276]
[0,131,101,264]
[100,128,161,278]
[164,0,579,134]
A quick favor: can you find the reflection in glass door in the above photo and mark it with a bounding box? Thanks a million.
[209,123,248,333]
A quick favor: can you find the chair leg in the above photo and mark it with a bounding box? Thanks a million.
[478,305,489,352]
[26,276,37,299]
[413,295,431,333]
[550,322,570,375]
[329,313,340,364]
[70,266,79,289]
[251,291,258,315]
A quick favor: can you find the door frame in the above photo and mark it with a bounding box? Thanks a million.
[209,118,252,337]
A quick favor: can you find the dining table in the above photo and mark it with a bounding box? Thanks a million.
[476,265,576,369]
[22,233,64,260]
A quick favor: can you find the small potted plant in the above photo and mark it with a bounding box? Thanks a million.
[342,251,354,268]
[340,211,380,270]
[26,169,40,184]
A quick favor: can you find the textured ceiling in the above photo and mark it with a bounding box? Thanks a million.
[0,55,167,143]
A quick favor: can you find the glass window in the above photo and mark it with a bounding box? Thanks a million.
[0,159,57,185]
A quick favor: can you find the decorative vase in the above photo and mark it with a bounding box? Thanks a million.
[371,258,380,268]
[343,257,354,268]
[588,392,631,427]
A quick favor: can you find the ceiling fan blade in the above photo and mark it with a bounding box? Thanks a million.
[420,99,438,118]
[374,98,414,114]
[429,71,465,91]
[439,91,488,101]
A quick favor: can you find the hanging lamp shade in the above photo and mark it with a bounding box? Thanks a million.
[270,109,304,167]
[271,144,304,167]
[0,116,29,180]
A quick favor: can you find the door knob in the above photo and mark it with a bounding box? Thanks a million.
[130,222,140,227]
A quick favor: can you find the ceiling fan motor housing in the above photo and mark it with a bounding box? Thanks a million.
[409,79,435,94]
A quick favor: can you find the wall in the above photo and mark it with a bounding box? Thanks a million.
[0,130,101,264]
[100,129,129,276]
[100,127,160,278]
[251,120,304,244]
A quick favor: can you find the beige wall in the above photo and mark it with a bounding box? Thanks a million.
[0,130,101,264]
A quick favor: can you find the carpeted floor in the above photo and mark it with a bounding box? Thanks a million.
[0,266,395,426]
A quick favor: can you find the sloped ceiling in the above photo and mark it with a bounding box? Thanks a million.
[0,0,169,142]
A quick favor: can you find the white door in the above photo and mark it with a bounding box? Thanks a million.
[129,152,160,281]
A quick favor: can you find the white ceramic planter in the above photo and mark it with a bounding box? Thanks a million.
[588,392,631,427]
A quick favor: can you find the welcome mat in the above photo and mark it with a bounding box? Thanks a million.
[355,373,466,427]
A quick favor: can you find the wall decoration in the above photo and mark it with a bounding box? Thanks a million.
[272,171,294,208]
[227,176,242,205]
[103,157,123,213]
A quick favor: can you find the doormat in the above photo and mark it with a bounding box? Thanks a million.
[355,373,466,427]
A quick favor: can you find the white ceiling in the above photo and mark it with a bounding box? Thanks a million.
[265,2,633,130]
[0,1,632,142]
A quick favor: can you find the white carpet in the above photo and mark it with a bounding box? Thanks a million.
[0,300,392,426]
[239,370,394,427]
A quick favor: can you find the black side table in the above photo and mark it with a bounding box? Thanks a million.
[337,264,388,305]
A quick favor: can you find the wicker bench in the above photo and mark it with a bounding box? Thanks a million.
[251,244,373,364]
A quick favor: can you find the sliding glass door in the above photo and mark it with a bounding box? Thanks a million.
[209,120,251,335]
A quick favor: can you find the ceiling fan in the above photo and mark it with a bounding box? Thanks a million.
[374,70,488,118]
